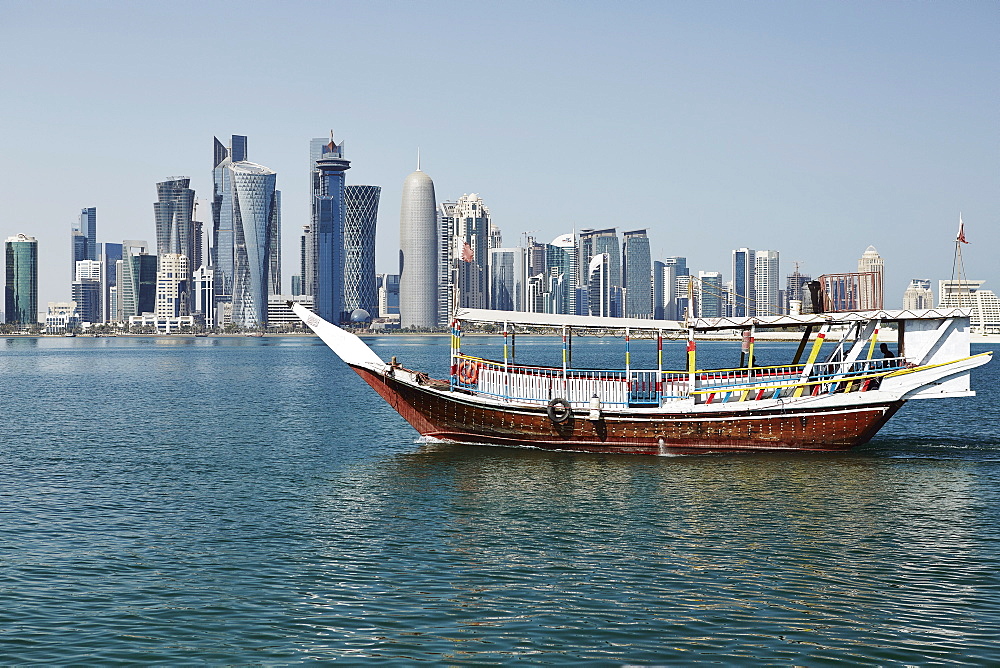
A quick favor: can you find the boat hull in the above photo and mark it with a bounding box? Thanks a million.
[351,365,904,454]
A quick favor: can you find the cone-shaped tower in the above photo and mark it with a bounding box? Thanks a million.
[399,162,438,328]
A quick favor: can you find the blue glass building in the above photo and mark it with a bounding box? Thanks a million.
[5,234,38,325]
[311,137,350,323]
[79,207,97,260]
[622,229,651,318]
[732,248,756,318]
[101,242,122,323]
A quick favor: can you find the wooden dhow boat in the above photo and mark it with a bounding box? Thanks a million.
[292,303,991,454]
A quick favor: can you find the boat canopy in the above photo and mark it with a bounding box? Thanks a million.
[454,307,975,332]
[453,308,686,331]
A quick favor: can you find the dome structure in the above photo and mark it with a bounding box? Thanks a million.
[350,308,371,323]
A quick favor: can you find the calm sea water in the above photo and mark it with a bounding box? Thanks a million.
[1,335,999,664]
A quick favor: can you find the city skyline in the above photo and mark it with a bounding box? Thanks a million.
[1,2,996,311]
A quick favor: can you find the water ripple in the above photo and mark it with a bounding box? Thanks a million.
[0,338,998,663]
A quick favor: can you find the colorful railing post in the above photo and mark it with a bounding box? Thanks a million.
[794,323,829,397]
[561,325,568,398]
[866,321,880,362]
[687,327,696,400]
[656,329,663,405]
[503,322,510,403]
[450,319,458,390]
[625,327,631,402]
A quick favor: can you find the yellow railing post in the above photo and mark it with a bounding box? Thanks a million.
[687,327,696,399]
[794,326,828,397]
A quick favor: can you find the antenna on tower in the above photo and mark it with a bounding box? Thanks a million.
[417,147,421,171]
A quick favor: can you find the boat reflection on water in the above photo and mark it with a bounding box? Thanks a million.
[296,436,990,662]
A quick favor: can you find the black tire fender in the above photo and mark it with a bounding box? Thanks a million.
[546,397,572,424]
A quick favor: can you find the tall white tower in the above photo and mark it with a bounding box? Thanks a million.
[399,161,438,328]
[754,250,780,316]
[858,245,884,309]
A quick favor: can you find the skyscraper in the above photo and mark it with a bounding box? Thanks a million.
[343,185,380,319]
[376,273,400,318]
[119,240,156,319]
[903,279,933,310]
[652,260,669,320]
[754,250,780,316]
[698,271,724,317]
[310,135,350,322]
[5,234,38,325]
[588,253,613,317]
[300,224,314,296]
[579,229,620,296]
[154,177,196,316]
[450,193,491,310]
[785,265,812,314]
[732,248,756,317]
[399,162,438,328]
[661,257,688,320]
[622,229,651,318]
[193,266,216,328]
[73,259,103,323]
[79,207,97,260]
[212,135,247,306]
[101,243,123,323]
[436,201,457,324]
[154,179,195,262]
[155,253,191,317]
[545,234,577,315]
[230,161,281,328]
[489,247,525,312]
[857,245,884,309]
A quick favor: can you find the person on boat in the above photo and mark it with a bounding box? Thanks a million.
[879,343,896,369]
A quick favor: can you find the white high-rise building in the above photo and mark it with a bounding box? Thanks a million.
[545,234,577,315]
[902,279,933,310]
[193,265,216,327]
[72,258,104,324]
[938,279,1000,333]
[399,163,438,328]
[754,250,780,316]
[156,253,191,318]
[436,201,457,324]
[858,245,884,309]
[588,253,613,317]
[450,193,491,310]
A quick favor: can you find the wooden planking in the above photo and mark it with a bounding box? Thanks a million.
[352,366,904,454]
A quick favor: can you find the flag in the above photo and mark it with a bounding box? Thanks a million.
[957,215,969,244]
[461,241,474,262]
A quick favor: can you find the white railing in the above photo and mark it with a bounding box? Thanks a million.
[451,355,908,407]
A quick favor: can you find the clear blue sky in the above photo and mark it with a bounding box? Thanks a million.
[1,0,996,310]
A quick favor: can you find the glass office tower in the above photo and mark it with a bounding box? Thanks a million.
[343,185,380,320]
[5,234,38,324]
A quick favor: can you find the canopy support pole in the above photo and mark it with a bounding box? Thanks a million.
[561,325,568,398]
[792,324,814,365]
[657,329,663,405]
[503,322,510,403]
[687,327,696,400]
